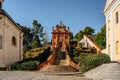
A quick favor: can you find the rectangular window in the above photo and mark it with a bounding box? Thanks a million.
[108,20,110,31]
[0,36,2,49]
[116,12,119,23]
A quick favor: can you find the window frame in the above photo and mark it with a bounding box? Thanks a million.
[12,36,17,46]
[116,41,119,54]
[115,12,119,24]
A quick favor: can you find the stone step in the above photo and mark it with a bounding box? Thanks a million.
[59,60,69,65]
[40,65,78,72]
[53,59,69,65]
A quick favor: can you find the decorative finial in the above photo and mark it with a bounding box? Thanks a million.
[0,0,4,9]
[68,26,69,30]
[60,21,62,26]
[52,26,54,30]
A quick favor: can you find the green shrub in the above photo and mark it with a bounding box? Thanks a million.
[24,47,44,58]
[73,49,79,57]
[73,53,89,63]
[21,61,39,70]
[98,53,111,63]
[10,62,23,70]
[10,61,39,70]
[23,47,51,62]
[79,53,110,72]
[69,45,75,53]
[10,47,51,70]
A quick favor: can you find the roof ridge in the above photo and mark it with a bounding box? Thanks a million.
[0,9,22,32]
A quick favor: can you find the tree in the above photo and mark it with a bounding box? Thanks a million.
[83,26,95,35]
[70,32,74,40]
[95,25,106,49]
[43,30,49,46]
[74,26,94,41]
[31,20,44,48]
[75,30,84,41]
[20,26,33,53]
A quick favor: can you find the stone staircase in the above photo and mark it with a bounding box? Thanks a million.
[40,48,78,72]
[40,65,78,72]
[52,48,68,65]
[84,62,120,80]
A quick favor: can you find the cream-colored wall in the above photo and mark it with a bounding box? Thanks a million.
[105,0,120,61]
[113,4,120,61]
[0,14,5,67]
[106,16,111,56]
[0,14,23,68]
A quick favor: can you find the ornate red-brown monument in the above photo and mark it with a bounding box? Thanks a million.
[52,22,70,50]
[37,22,79,71]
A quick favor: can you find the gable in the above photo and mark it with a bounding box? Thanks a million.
[79,35,101,50]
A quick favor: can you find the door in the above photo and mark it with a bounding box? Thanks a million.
[59,38,62,47]
[59,42,62,47]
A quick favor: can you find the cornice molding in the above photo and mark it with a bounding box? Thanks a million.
[104,0,119,16]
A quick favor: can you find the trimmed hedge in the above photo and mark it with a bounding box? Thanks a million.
[79,53,110,72]
[10,61,39,70]
[73,53,90,63]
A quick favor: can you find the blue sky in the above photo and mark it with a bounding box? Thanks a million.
[3,0,106,40]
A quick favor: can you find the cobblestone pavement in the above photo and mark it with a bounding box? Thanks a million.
[0,71,91,80]
[84,62,120,80]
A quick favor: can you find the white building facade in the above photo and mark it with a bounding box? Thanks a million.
[104,0,120,61]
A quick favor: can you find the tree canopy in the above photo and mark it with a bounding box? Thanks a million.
[95,24,106,49]
[43,30,49,46]
[31,20,44,48]
[83,26,95,35]
[74,30,83,41]
[20,26,33,53]
[20,20,46,53]
[70,32,74,40]
[74,26,95,41]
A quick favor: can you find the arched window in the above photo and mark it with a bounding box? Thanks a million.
[0,35,2,49]
[12,36,17,46]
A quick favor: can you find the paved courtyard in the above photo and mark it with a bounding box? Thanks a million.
[0,62,120,80]
[0,71,90,80]
[84,62,120,80]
